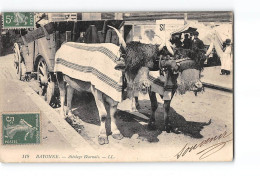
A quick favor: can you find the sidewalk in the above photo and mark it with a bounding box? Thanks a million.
[0,79,72,149]
[0,79,90,156]
[201,66,233,92]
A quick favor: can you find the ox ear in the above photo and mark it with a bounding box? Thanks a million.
[108,25,126,50]
[165,41,174,55]
[114,61,126,71]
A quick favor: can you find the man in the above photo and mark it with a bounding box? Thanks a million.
[220,39,232,75]
[191,31,205,50]
[183,34,191,49]
[170,33,182,48]
[77,32,86,43]
[189,32,193,48]
[190,31,206,67]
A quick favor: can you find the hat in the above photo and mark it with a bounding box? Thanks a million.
[225,39,231,45]
[193,31,199,35]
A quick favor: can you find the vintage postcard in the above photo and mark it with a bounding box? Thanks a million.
[0,12,233,162]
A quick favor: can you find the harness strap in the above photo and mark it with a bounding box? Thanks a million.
[175,57,191,63]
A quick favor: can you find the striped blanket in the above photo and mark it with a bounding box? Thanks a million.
[54,42,123,102]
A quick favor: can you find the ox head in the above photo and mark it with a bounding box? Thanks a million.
[158,45,205,95]
[108,25,204,97]
[108,26,166,96]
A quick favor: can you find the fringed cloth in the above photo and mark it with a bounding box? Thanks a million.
[54,42,123,102]
[149,69,200,100]
[149,47,204,100]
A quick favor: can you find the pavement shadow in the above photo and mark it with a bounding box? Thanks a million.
[70,92,211,143]
[71,92,100,126]
[137,99,211,139]
[70,92,162,142]
[115,110,162,143]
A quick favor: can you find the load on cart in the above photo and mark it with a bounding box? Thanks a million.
[13,19,124,105]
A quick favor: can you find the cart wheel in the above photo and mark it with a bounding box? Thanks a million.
[14,53,17,68]
[13,43,23,80]
[17,56,25,81]
[37,57,55,105]
[46,76,55,105]
[18,59,22,80]
[13,43,19,69]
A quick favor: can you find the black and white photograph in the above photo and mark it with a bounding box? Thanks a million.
[0,11,234,162]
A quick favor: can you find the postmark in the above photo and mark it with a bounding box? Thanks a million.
[2,12,34,29]
[2,113,40,145]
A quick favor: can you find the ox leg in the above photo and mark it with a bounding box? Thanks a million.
[57,72,66,118]
[148,91,157,130]
[135,97,140,110]
[66,85,74,117]
[91,86,109,145]
[164,100,171,133]
[131,97,137,112]
[105,96,123,140]
[125,73,139,112]
[130,91,139,112]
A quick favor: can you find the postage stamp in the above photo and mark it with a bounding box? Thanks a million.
[2,12,34,29]
[2,113,40,145]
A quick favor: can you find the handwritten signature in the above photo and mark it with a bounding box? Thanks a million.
[175,131,232,160]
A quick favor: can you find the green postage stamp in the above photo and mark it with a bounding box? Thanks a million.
[2,12,34,29]
[2,113,40,145]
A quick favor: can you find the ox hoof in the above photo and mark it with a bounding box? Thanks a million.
[112,133,124,140]
[172,127,181,134]
[148,121,156,130]
[165,125,171,133]
[98,135,109,145]
[131,107,139,112]
[76,128,82,134]
[136,103,140,111]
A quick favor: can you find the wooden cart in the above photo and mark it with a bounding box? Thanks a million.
[13,20,124,105]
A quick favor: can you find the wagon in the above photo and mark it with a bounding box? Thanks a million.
[13,20,124,105]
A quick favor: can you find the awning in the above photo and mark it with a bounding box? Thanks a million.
[179,27,197,34]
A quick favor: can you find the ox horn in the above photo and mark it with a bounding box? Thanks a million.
[205,42,214,56]
[158,41,165,51]
[156,35,165,51]
[166,40,174,55]
[156,34,174,55]
[108,25,126,49]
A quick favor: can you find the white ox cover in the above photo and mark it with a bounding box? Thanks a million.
[54,42,123,102]
[149,72,171,100]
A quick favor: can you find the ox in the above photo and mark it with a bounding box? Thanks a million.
[55,26,155,145]
[57,73,124,145]
[111,27,206,133]
[55,42,127,145]
[55,26,168,145]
